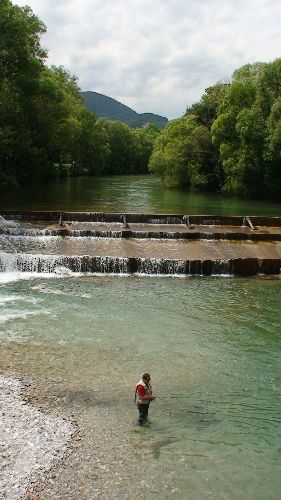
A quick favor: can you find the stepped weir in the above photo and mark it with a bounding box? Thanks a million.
[1,211,281,276]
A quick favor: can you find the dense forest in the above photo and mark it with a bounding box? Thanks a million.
[150,62,281,200]
[0,0,159,188]
[1,0,281,201]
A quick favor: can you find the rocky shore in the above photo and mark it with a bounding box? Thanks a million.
[0,375,74,499]
[0,369,172,500]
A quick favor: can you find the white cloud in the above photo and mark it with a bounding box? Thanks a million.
[14,0,281,119]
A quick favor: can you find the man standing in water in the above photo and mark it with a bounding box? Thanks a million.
[135,373,156,425]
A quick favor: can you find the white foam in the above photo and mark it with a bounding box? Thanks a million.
[0,269,78,285]
[31,284,93,298]
[0,295,20,303]
[0,309,51,325]
[0,270,132,284]
[31,284,71,296]
[0,216,18,227]
[0,294,41,305]
[0,272,25,284]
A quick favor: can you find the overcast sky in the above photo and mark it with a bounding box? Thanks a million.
[15,0,281,119]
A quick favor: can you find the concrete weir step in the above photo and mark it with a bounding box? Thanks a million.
[1,253,281,276]
[1,212,281,276]
[2,210,281,227]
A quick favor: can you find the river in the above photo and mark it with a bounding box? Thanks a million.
[0,175,281,499]
[1,174,281,214]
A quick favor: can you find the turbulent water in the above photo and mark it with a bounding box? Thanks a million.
[1,273,281,499]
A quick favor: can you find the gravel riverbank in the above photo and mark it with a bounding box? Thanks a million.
[0,375,74,500]
[0,369,172,500]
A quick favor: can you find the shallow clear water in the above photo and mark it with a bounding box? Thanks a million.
[1,274,281,499]
[1,175,281,215]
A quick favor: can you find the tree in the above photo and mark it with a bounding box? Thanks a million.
[0,0,47,185]
[149,115,218,190]
[96,120,157,175]
[0,2,113,185]
[211,60,281,199]
[73,111,110,175]
[130,126,160,174]
[186,83,228,128]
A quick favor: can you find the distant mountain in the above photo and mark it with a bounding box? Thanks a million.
[81,91,168,129]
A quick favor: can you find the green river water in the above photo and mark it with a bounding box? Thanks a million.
[1,175,281,214]
[0,275,280,499]
[0,175,281,499]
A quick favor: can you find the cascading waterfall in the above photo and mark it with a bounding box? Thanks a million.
[0,252,130,274]
[1,226,281,241]
[1,251,280,276]
[0,212,280,276]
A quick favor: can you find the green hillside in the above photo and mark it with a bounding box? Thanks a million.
[82,91,168,129]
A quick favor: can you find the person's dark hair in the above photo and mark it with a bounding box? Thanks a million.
[142,373,150,380]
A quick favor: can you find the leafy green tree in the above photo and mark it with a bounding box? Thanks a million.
[149,118,189,187]
[130,126,160,174]
[0,0,47,185]
[0,2,111,185]
[99,120,134,174]
[186,83,228,128]
[263,95,281,198]
[149,115,217,189]
[211,84,264,197]
[72,111,110,175]
[95,120,156,175]
[212,60,281,199]
[0,0,46,86]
